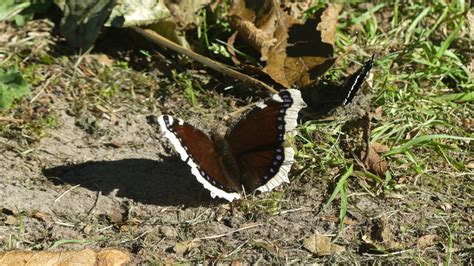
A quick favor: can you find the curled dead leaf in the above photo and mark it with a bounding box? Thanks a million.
[303,233,345,256]
[229,0,278,61]
[361,142,389,176]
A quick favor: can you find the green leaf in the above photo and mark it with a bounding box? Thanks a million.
[0,0,52,26]
[0,0,30,22]
[0,67,31,110]
[106,0,191,49]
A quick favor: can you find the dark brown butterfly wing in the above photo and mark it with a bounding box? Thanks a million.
[226,89,306,192]
[158,115,241,201]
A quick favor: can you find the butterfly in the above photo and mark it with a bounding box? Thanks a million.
[301,56,374,116]
[158,89,306,202]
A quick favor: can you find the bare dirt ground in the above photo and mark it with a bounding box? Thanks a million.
[0,18,472,264]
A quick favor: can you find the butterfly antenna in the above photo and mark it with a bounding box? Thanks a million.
[241,184,248,199]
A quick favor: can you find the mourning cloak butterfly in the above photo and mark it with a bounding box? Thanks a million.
[301,56,374,116]
[158,89,306,202]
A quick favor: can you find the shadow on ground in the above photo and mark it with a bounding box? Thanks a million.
[43,157,223,207]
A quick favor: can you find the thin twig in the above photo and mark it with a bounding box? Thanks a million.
[362,249,414,257]
[223,104,254,121]
[84,190,102,219]
[186,209,210,225]
[30,73,60,103]
[0,117,24,123]
[195,223,262,241]
[226,240,249,257]
[363,114,372,165]
[54,221,75,227]
[54,184,81,202]
[278,207,307,215]
[130,27,278,94]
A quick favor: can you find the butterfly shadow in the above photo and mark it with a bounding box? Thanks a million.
[42,157,225,207]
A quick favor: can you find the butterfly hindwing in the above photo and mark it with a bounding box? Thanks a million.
[226,89,306,192]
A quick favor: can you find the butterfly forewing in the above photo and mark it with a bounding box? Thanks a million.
[158,115,241,201]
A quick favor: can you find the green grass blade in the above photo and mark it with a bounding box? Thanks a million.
[338,180,347,230]
[404,7,431,44]
[436,19,463,59]
[385,134,474,156]
[434,92,474,103]
[322,164,353,211]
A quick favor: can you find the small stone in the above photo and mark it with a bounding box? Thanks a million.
[5,215,17,225]
[159,226,178,238]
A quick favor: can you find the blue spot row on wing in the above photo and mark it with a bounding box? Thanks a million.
[262,90,294,182]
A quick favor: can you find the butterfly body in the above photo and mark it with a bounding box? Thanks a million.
[158,89,306,201]
[210,133,242,192]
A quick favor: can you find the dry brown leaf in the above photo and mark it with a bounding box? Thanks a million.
[32,211,52,223]
[371,142,390,153]
[0,248,131,266]
[230,1,339,88]
[321,215,359,225]
[361,142,389,176]
[84,54,113,67]
[317,4,339,47]
[363,215,404,251]
[303,233,345,256]
[416,234,438,249]
[96,248,131,266]
[372,106,384,120]
[174,240,201,255]
[0,249,94,265]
